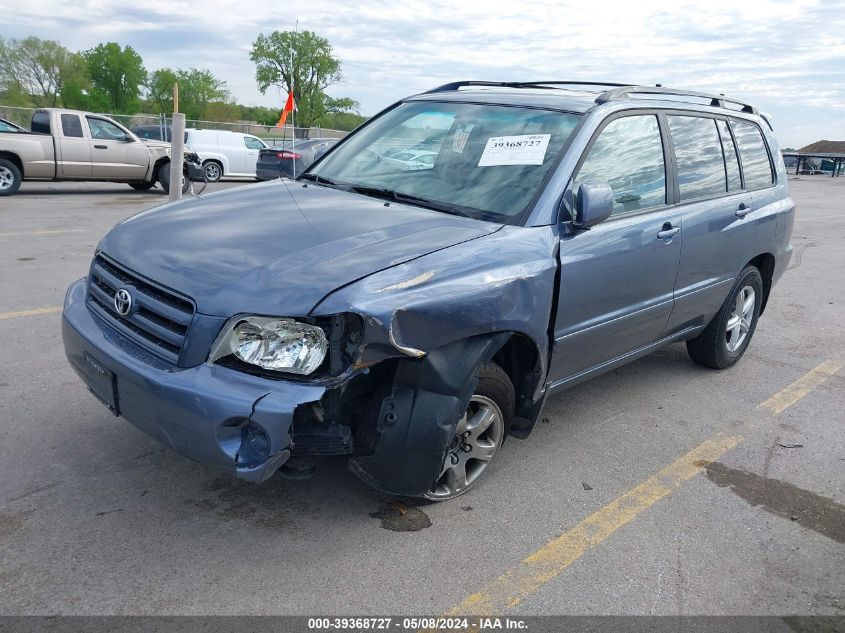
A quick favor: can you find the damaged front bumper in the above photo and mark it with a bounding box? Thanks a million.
[61,279,325,483]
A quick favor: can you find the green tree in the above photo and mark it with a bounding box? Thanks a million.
[249,30,358,131]
[145,67,228,119]
[318,110,368,132]
[238,104,282,126]
[146,67,178,113]
[0,36,88,107]
[177,68,229,120]
[204,101,240,123]
[83,42,146,113]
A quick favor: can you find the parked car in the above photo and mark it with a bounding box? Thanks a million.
[130,124,173,142]
[256,138,339,180]
[0,108,197,196]
[0,117,26,133]
[184,129,268,182]
[383,148,437,170]
[62,81,793,500]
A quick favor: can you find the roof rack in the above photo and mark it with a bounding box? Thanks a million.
[513,81,632,89]
[595,86,758,114]
[423,81,759,115]
[424,80,632,94]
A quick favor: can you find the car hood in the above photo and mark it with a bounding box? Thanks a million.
[99,180,501,317]
[140,138,170,149]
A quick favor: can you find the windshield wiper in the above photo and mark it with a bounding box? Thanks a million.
[299,173,343,187]
[349,186,474,218]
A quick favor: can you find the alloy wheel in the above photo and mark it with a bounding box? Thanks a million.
[204,162,221,181]
[726,285,755,352]
[425,394,505,500]
[0,166,13,191]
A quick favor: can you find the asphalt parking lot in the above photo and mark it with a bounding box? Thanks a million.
[0,177,842,616]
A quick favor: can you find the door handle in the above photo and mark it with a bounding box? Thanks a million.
[94,144,107,149]
[657,224,680,240]
[735,202,751,218]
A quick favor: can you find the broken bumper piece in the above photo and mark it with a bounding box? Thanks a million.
[61,279,325,483]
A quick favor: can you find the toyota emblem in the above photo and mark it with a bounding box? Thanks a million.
[114,288,133,316]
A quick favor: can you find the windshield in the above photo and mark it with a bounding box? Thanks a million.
[309,101,581,223]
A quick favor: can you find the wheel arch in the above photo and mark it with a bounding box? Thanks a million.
[202,158,224,174]
[746,253,775,314]
[0,151,24,178]
[490,331,544,423]
[152,157,170,182]
[197,152,229,173]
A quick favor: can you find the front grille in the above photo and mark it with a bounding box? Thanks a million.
[86,255,195,364]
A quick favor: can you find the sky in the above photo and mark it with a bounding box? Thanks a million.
[2,0,844,148]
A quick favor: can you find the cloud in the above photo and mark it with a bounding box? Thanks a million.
[3,0,843,146]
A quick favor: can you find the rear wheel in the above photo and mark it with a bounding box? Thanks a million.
[422,363,514,501]
[686,265,763,369]
[0,158,22,196]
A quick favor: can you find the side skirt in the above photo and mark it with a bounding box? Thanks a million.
[546,325,703,394]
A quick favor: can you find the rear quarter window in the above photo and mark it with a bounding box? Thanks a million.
[731,120,774,189]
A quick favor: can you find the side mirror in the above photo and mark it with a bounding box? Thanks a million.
[121,134,135,142]
[574,182,614,229]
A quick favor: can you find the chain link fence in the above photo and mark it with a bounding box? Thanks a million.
[0,105,348,143]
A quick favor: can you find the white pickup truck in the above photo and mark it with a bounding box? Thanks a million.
[0,108,198,196]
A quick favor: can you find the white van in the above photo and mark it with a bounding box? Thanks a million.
[184,129,268,182]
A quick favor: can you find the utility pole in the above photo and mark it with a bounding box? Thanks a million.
[291,19,298,179]
[168,82,186,202]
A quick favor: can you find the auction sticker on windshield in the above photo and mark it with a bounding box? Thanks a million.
[478,134,550,166]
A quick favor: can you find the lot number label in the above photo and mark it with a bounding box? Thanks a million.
[478,134,551,166]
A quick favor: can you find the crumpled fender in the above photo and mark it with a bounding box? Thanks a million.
[348,333,510,496]
[313,225,560,495]
[312,225,559,402]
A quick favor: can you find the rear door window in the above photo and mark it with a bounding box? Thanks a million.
[716,120,742,191]
[667,116,726,201]
[574,114,666,216]
[61,114,84,138]
[731,120,774,189]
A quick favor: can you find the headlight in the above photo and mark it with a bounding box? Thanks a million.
[209,316,328,375]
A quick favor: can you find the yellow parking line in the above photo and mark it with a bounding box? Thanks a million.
[758,359,842,414]
[0,306,62,320]
[448,434,742,615]
[0,229,85,237]
[449,358,840,615]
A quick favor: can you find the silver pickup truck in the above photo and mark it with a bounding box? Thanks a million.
[0,108,196,196]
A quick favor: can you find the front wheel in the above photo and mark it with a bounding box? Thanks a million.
[158,163,190,195]
[203,160,222,183]
[686,265,764,369]
[422,363,514,501]
[129,181,155,191]
[0,158,22,196]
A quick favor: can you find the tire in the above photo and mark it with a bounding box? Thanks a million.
[158,163,190,195]
[686,265,764,369]
[0,158,22,196]
[129,181,155,191]
[422,362,514,501]
[203,160,222,183]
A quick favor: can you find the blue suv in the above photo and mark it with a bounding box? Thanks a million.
[62,81,794,500]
